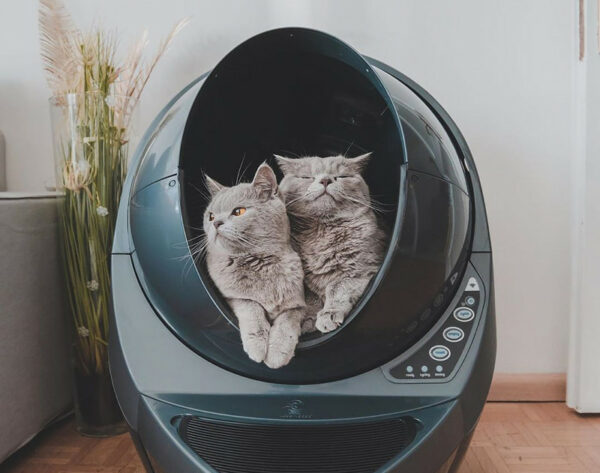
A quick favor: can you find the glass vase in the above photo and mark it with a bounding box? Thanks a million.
[50,92,137,436]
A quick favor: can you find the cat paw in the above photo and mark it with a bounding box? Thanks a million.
[241,325,270,363]
[265,346,294,369]
[244,337,269,363]
[265,327,298,369]
[315,309,345,333]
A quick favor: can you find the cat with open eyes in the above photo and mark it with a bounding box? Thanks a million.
[275,153,386,333]
[202,163,306,369]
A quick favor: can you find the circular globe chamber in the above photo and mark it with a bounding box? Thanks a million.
[129,28,472,384]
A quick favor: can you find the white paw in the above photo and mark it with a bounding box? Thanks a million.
[315,308,345,333]
[241,324,270,363]
[265,346,294,369]
[265,329,298,369]
[244,337,269,363]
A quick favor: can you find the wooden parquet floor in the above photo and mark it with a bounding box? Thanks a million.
[2,403,600,473]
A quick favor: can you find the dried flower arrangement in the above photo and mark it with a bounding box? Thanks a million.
[39,0,186,433]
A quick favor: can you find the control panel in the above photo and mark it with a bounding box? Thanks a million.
[386,275,482,382]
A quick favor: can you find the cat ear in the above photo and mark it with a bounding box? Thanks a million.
[347,152,372,174]
[252,163,278,199]
[204,174,226,196]
[274,154,297,175]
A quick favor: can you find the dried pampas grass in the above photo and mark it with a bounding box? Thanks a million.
[38,0,82,96]
[40,0,187,376]
[39,0,187,121]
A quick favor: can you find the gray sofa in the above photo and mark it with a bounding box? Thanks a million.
[0,191,72,462]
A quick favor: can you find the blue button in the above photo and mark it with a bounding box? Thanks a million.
[429,345,451,361]
[465,296,476,306]
[421,365,429,373]
[454,307,475,322]
[443,327,465,343]
[406,365,413,373]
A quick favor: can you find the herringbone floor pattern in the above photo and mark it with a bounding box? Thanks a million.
[3,403,600,473]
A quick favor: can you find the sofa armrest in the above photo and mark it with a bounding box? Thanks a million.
[0,193,71,462]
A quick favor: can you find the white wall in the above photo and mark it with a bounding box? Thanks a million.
[0,0,576,373]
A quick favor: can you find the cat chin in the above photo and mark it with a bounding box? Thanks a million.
[315,193,337,203]
[293,206,367,221]
[301,202,353,217]
[296,195,337,211]
[209,237,239,254]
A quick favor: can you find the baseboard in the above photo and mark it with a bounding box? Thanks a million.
[488,373,566,402]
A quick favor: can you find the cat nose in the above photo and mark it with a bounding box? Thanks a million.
[320,177,332,187]
[213,219,224,229]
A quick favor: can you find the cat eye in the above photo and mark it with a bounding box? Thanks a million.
[298,176,312,179]
[336,175,352,179]
[208,212,215,221]
[232,207,246,216]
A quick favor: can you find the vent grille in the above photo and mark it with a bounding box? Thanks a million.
[178,416,417,473]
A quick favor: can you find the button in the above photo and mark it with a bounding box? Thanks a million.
[429,345,451,361]
[406,365,413,373]
[443,327,465,343]
[465,296,476,306]
[421,365,429,373]
[465,277,480,292]
[454,307,475,322]
[436,365,443,373]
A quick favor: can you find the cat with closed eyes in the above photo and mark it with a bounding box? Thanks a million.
[275,153,387,334]
[202,163,306,369]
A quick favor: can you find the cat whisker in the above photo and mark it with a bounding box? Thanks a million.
[219,229,262,250]
[172,236,207,278]
[176,239,208,262]
[177,252,198,280]
[284,192,311,208]
[368,196,394,209]
[234,153,246,185]
[336,191,391,214]
[187,234,207,243]
[184,224,206,232]
[190,238,209,253]
[343,140,355,157]
[278,149,301,159]
[180,237,211,280]
[175,234,206,249]
[188,181,211,201]
[235,153,254,186]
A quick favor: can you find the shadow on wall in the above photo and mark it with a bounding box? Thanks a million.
[0,130,5,190]
[0,80,56,192]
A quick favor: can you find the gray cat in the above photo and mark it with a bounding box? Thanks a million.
[276,153,386,333]
[203,163,306,369]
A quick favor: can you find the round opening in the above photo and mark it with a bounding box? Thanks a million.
[180,29,404,348]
